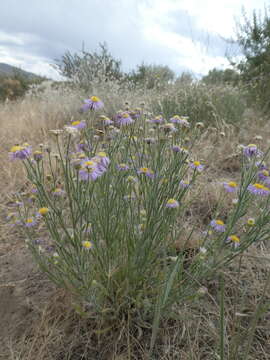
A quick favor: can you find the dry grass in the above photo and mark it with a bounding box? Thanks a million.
[4,251,270,360]
[1,85,270,359]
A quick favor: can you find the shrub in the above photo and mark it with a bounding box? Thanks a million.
[234,7,270,111]
[7,97,270,352]
[150,82,246,128]
[55,42,123,91]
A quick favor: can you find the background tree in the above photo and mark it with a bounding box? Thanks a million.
[201,68,240,86]
[55,42,123,90]
[128,63,175,89]
[234,6,270,111]
[175,71,194,86]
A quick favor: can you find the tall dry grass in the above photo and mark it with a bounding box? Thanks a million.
[1,82,270,359]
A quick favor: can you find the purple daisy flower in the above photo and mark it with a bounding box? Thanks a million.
[9,143,32,160]
[117,112,134,126]
[226,235,240,248]
[94,152,110,172]
[243,144,262,158]
[258,170,270,183]
[79,168,101,181]
[79,159,102,180]
[169,115,188,125]
[70,120,86,130]
[117,163,129,171]
[149,115,163,124]
[33,151,43,161]
[179,180,190,188]
[166,199,180,208]
[25,217,37,227]
[210,219,226,232]
[137,167,155,179]
[79,154,109,181]
[172,145,181,152]
[99,115,114,126]
[130,108,142,119]
[81,96,104,111]
[170,115,190,127]
[223,181,238,193]
[247,183,270,196]
[189,161,204,172]
[255,161,267,170]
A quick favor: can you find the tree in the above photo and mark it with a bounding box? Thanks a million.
[55,42,123,90]
[128,63,175,89]
[175,71,193,86]
[201,68,240,86]
[234,7,270,110]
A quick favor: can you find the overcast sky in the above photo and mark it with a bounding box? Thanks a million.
[0,0,268,79]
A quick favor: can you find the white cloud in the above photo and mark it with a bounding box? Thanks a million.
[0,0,267,79]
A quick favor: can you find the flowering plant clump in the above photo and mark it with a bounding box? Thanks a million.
[81,95,104,111]
[8,97,270,347]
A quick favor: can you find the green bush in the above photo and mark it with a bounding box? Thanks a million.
[0,71,44,101]
[150,82,246,128]
[8,98,270,352]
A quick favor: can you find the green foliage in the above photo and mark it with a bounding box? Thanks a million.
[235,7,270,111]
[202,68,240,86]
[55,42,123,90]
[150,82,246,127]
[128,63,175,89]
[0,70,44,101]
[8,100,270,351]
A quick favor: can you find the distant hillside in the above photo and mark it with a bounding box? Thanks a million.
[0,63,43,80]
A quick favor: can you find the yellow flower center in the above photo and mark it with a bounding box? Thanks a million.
[10,145,24,152]
[71,121,81,126]
[82,241,93,249]
[38,207,49,215]
[140,167,149,173]
[247,218,255,226]
[247,144,256,147]
[216,220,224,225]
[97,152,107,157]
[262,170,269,177]
[122,113,130,118]
[228,181,237,188]
[167,199,176,204]
[193,161,201,166]
[26,218,33,223]
[229,235,240,243]
[254,183,269,190]
[84,161,94,167]
[90,96,100,102]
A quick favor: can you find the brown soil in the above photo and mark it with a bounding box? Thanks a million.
[0,236,55,358]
